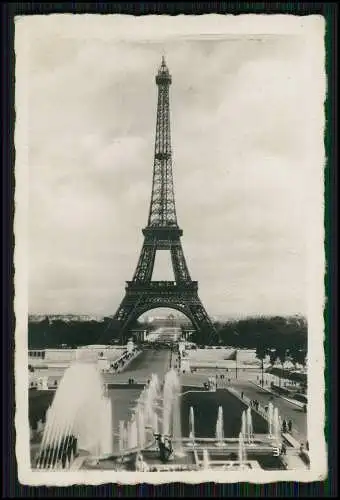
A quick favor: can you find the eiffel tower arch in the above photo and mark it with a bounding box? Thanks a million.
[112,58,218,344]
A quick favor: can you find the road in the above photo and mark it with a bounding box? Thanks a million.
[103,348,173,385]
[232,379,307,442]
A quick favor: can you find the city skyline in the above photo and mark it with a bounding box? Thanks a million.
[21,17,325,318]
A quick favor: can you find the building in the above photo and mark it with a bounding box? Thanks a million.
[131,329,148,342]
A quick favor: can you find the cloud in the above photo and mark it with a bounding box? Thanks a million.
[19,19,324,317]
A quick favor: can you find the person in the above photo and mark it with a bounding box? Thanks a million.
[282,419,287,433]
[288,419,292,432]
[241,392,244,399]
[281,443,287,455]
[300,442,305,454]
[306,441,309,451]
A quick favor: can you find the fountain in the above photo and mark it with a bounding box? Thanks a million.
[127,415,138,450]
[273,407,281,444]
[267,402,274,437]
[137,402,146,449]
[189,406,195,440]
[246,407,254,444]
[99,397,113,456]
[119,421,125,454]
[202,448,211,470]
[215,406,224,446]
[123,374,161,450]
[241,410,247,438]
[162,369,183,455]
[152,411,159,435]
[238,431,247,468]
[36,361,112,469]
[135,452,149,472]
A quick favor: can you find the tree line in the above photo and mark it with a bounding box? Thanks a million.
[190,315,307,368]
[28,315,307,370]
[28,317,141,349]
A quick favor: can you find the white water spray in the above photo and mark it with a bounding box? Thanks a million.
[36,361,112,469]
[215,406,224,446]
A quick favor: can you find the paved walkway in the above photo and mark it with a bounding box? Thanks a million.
[229,379,307,443]
[282,448,309,470]
[251,381,305,409]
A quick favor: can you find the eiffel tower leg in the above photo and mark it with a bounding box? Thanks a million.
[113,292,145,342]
[186,300,219,345]
[170,242,191,282]
[132,243,156,282]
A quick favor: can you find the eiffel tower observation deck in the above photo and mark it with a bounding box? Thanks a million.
[112,57,217,344]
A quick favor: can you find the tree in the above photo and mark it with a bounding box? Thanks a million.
[255,345,268,386]
[289,346,307,369]
[275,346,288,387]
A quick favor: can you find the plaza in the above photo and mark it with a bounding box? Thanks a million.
[29,336,309,473]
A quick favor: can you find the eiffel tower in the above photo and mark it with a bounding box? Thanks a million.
[113,57,217,344]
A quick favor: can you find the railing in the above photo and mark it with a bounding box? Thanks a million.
[227,386,270,422]
[126,281,198,290]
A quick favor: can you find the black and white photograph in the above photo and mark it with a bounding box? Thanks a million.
[14,14,326,485]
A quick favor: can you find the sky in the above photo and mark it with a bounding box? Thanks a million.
[17,16,325,318]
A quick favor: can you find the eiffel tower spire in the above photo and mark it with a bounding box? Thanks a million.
[148,56,177,227]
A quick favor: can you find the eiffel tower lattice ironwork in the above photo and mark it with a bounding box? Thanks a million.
[113,57,217,343]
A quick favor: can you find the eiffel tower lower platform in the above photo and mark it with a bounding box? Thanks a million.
[114,280,216,343]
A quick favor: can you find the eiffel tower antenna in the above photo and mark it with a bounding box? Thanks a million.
[111,58,218,344]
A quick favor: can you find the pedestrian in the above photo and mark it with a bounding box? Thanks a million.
[281,443,287,455]
[282,420,287,433]
[306,441,309,452]
[288,419,292,433]
[300,442,305,453]
[241,392,244,399]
